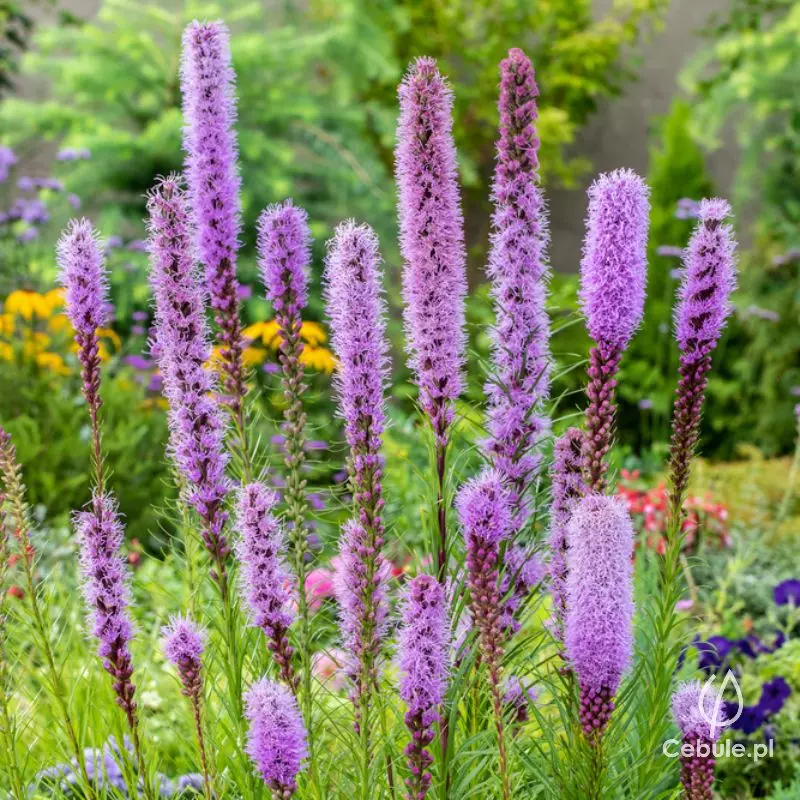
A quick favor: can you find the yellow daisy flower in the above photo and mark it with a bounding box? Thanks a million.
[242,346,267,367]
[300,321,327,347]
[299,345,336,374]
[4,290,50,320]
[35,351,70,375]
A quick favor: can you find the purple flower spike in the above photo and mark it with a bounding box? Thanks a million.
[668,200,737,511]
[325,221,391,720]
[75,493,138,731]
[258,200,310,323]
[181,20,247,419]
[673,681,725,800]
[257,200,313,563]
[324,221,389,486]
[486,48,551,529]
[162,616,213,795]
[398,575,449,800]
[580,169,650,350]
[245,678,308,798]
[396,57,467,448]
[235,482,297,690]
[564,494,634,740]
[162,615,205,683]
[333,520,390,714]
[548,428,586,643]
[457,469,511,549]
[579,169,650,491]
[147,176,231,587]
[458,469,509,662]
[457,468,513,795]
[58,219,110,433]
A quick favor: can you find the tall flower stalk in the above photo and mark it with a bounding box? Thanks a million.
[0,430,94,799]
[256,200,313,712]
[564,495,634,797]
[457,469,513,800]
[57,219,108,493]
[325,221,391,785]
[148,177,232,591]
[548,428,585,644]
[74,494,148,794]
[397,575,449,800]
[579,170,650,491]
[485,47,550,531]
[181,20,249,471]
[245,679,308,799]
[58,219,151,796]
[147,177,246,768]
[634,199,736,791]
[667,199,737,519]
[672,681,725,800]
[396,57,467,584]
[162,616,213,800]
[234,483,297,691]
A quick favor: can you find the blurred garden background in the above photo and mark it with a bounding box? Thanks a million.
[1,1,799,796]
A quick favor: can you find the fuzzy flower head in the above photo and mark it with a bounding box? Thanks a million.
[245,678,308,796]
[675,199,737,364]
[257,200,310,321]
[564,494,634,696]
[486,48,551,507]
[579,169,650,350]
[396,57,467,440]
[74,493,134,694]
[180,20,241,297]
[162,615,205,668]
[398,574,449,724]
[456,468,511,548]
[57,219,110,336]
[673,680,726,742]
[234,483,295,634]
[324,220,389,463]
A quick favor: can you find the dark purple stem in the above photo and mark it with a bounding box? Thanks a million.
[583,344,622,492]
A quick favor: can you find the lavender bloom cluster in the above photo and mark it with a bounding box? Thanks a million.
[245,679,308,798]
[332,520,390,697]
[259,201,310,328]
[325,222,391,712]
[235,482,297,689]
[162,615,205,692]
[485,48,550,525]
[672,681,726,800]
[57,219,109,423]
[398,575,449,800]
[669,200,737,508]
[396,57,467,446]
[181,21,247,413]
[579,170,649,490]
[147,177,231,582]
[564,495,634,738]
[75,494,138,729]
